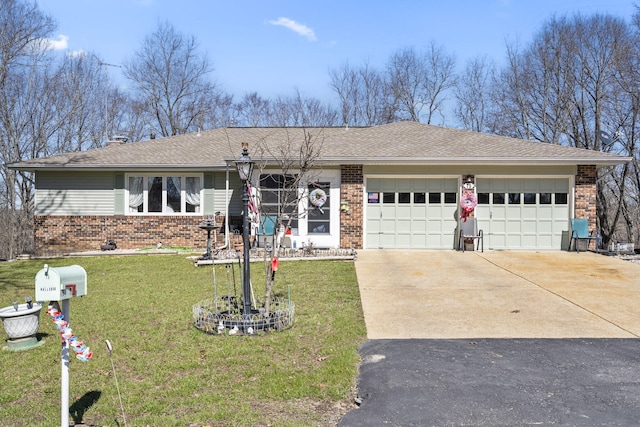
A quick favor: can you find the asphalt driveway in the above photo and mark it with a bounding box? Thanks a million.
[340,250,640,426]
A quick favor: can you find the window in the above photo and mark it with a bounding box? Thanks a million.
[368,192,380,204]
[493,193,505,204]
[477,193,490,204]
[555,193,568,204]
[414,192,426,204]
[260,174,298,229]
[523,193,536,204]
[508,193,521,204]
[428,193,441,203]
[308,182,330,234]
[398,192,411,204]
[383,192,395,203]
[540,193,552,204]
[444,192,457,204]
[127,175,201,214]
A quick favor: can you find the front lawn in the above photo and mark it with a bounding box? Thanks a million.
[0,255,366,426]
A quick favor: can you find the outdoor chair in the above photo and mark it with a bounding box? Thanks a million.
[458,218,483,252]
[570,218,596,253]
[256,215,277,248]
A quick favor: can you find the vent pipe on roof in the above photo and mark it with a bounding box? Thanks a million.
[105,135,128,147]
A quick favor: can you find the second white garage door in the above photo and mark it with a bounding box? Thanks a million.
[365,178,458,249]
[475,178,570,250]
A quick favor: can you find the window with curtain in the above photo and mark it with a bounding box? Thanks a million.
[185,176,201,212]
[126,174,202,214]
[129,177,144,212]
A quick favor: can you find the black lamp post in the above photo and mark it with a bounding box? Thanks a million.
[235,143,254,318]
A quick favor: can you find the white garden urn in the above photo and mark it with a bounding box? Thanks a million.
[0,300,44,351]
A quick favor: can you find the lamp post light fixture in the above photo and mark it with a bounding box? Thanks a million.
[235,143,254,320]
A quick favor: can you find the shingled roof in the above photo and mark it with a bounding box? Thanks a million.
[9,121,629,171]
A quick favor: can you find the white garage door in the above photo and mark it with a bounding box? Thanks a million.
[475,178,570,250]
[365,178,458,249]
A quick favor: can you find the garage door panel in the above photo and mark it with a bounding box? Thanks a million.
[522,235,538,247]
[397,206,412,217]
[522,206,538,219]
[412,234,427,247]
[537,206,553,219]
[396,218,412,233]
[412,220,427,233]
[537,220,553,233]
[476,178,569,250]
[365,178,457,249]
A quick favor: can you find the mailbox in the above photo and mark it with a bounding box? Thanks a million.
[35,264,87,302]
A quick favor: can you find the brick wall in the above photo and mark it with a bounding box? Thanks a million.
[340,165,363,249]
[575,165,597,249]
[33,215,228,256]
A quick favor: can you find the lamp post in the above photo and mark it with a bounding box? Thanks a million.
[235,143,254,319]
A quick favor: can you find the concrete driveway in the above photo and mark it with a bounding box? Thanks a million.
[355,250,640,339]
[341,251,640,426]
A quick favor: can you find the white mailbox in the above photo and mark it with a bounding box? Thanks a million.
[35,264,87,302]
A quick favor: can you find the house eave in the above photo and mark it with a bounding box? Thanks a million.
[10,156,630,172]
[315,156,632,168]
[7,163,230,173]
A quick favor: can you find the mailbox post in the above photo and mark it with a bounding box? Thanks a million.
[35,264,87,427]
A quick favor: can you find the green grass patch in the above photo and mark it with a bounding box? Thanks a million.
[0,256,366,426]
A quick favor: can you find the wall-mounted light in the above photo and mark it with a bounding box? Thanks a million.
[463,175,475,190]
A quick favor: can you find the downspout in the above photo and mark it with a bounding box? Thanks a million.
[223,164,230,249]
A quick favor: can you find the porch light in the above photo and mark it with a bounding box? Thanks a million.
[235,142,254,181]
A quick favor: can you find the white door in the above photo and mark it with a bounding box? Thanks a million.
[474,178,570,250]
[365,178,458,249]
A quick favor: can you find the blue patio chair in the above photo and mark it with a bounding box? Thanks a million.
[458,218,483,252]
[570,218,596,253]
[256,215,277,248]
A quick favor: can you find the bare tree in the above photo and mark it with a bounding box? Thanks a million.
[386,43,456,124]
[329,60,394,126]
[235,92,271,127]
[122,21,225,137]
[0,0,56,259]
[248,129,325,315]
[491,13,638,247]
[266,89,338,127]
[454,55,496,132]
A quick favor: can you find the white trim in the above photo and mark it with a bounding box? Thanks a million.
[299,169,341,248]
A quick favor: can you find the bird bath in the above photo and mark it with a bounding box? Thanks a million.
[198,217,221,260]
[0,299,44,351]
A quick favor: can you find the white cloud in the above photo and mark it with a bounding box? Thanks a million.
[45,34,69,50]
[268,17,317,42]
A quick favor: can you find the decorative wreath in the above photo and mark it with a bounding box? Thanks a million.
[309,188,327,208]
[460,190,477,222]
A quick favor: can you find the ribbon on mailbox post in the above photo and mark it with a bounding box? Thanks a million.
[46,305,92,362]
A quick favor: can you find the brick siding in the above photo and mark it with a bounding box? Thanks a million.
[340,165,363,249]
[33,215,229,257]
[575,165,597,249]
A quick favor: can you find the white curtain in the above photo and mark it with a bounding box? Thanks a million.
[129,177,143,209]
[185,177,201,207]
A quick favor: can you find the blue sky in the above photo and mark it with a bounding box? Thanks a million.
[37,0,637,104]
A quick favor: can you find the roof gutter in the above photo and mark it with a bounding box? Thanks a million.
[10,156,631,172]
